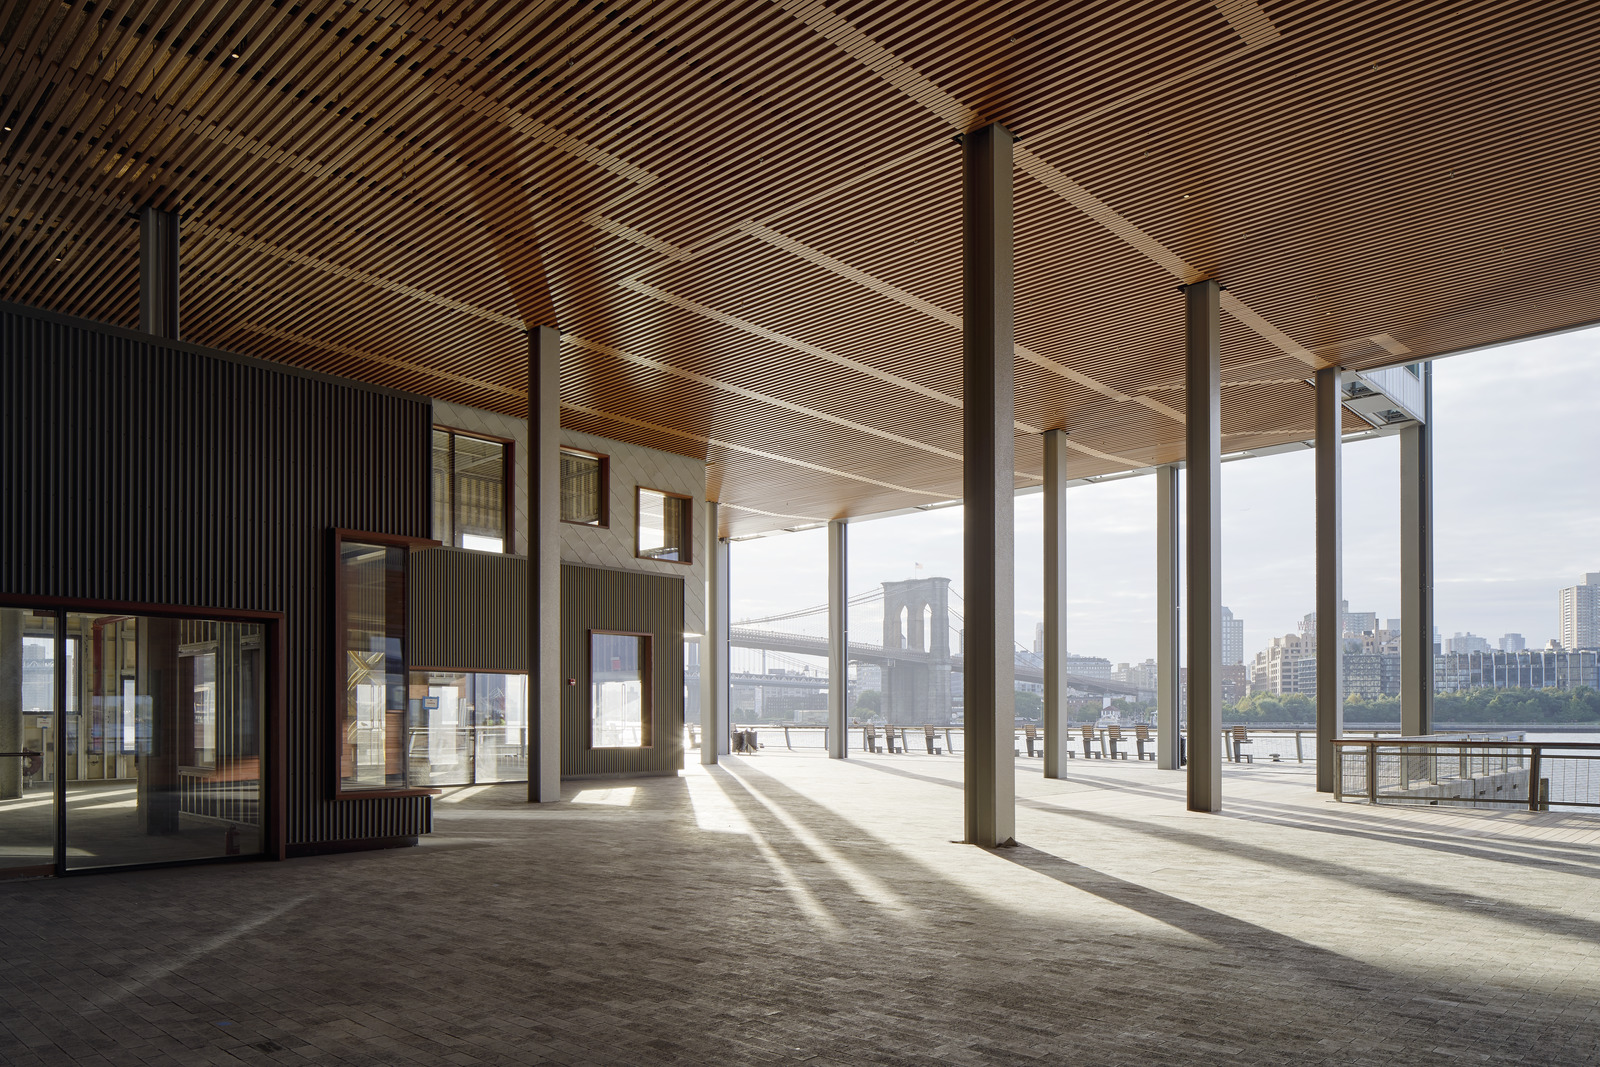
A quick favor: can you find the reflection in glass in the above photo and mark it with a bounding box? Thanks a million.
[0,609,57,873]
[340,541,408,792]
[637,488,690,562]
[433,429,509,552]
[64,613,265,870]
[406,672,528,785]
[561,449,605,525]
[592,633,650,748]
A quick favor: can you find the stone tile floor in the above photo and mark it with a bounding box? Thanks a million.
[2,751,1598,1066]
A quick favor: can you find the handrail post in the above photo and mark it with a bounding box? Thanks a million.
[1295,730,1304,764]
[1528,746,1541,812]
[1334,743,1343,801]
[1367,741,1378,804]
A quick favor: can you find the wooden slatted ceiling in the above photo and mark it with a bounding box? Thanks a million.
[3,0,1598,539]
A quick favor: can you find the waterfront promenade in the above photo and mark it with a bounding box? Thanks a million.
[2,752,1597,1065]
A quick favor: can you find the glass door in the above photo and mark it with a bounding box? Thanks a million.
[0,608,57,876]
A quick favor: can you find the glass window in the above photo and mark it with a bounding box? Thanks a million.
[405,671,528,786]
[561,448,607,526]
[591,632,651,748]
[637,487,692,563]
[0,608,58,875]
[63,613,267,870]
[338,538,410,793]
[433,428,511,552]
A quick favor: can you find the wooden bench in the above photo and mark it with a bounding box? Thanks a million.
[1079,723,1102,758]
[884,724,901,754]
[1230,725,1254,763]
[1134,723,1156,761]
[1106,725,1129,760]
[922,724,943,755]
[1024,724,1041,758]
[861,723,880,754]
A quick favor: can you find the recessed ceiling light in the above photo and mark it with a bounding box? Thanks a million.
[231,51,240,58]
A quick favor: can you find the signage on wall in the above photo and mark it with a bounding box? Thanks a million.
[423,696,440,709]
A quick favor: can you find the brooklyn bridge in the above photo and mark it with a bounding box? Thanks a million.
[694,577,1140,726]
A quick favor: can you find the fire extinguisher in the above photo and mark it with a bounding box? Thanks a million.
[224,824,241,856]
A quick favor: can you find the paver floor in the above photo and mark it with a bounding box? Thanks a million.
[2,751,1598,1066]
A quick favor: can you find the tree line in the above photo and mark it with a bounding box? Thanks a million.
[1227,687,1600,725]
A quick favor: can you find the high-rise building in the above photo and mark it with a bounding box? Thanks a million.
[1499,633,1526,652]
[1220,606,1244,666]
[1558,572,1600,650]
[1299,600,1379,638]
[1447,632,1492,654]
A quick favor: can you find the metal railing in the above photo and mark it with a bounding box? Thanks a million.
[1333,737,1600,811]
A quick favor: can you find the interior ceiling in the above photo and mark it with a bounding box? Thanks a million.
[3,0,1597,537]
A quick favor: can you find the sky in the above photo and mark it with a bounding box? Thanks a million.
[730,325,1600,668]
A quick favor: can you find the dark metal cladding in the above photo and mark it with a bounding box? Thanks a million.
[0,301,432,850]
[410,548,530,673]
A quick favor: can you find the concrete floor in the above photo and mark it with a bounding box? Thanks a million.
[2,751,1598,1066]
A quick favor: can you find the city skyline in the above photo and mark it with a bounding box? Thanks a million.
[731,326,1600,667]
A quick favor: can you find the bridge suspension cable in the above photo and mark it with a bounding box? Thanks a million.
[734,587,883,626]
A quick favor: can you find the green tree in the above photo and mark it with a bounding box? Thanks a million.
[1013,689,1042,722]
[854,689,880,715]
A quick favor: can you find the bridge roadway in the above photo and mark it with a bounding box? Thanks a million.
[729,626,1141,698]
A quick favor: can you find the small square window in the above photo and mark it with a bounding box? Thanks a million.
[637,487,692,564]
[590,632,651,748]
[561,449,608,526]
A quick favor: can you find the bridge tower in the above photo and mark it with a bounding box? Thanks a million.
[880,577,954,725]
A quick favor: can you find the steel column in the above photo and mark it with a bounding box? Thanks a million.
[961,123,1017,846]
[528,326,562,803]
[827,519,849,758]
[1155,464,1182,770]
[700,501,728,764]
[712,526,732,758]
[1042,429,1070,779]
[1184,281,1223,813]
[1400,363,1435,736]
[1315,367,1345,792]
[139,206,180,339]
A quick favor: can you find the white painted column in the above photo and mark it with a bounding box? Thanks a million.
[828,519,848,759]
[528,325,562,803]
[1155,464,1182,770]
[961,123,1017,846]
[1400,363,1435,737]
[1042,429,1070,779]
[1184,281,1223,813]
[1315,366,1344,792]
[702,502,730,763]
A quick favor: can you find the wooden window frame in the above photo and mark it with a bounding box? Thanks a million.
[635,486,694,565]
[433,425,515,553]
[587,629,654,750]
[560,446,609,528]
[329,528,441,800]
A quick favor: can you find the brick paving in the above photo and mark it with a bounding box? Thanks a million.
[2,751,1598,1066]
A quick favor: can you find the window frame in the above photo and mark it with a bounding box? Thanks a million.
[634,486,694,565]
[433,425,515,553]
[587,629,654,750]
[0,593,289,868]
[329,528,441,800]
[560,446,610,528]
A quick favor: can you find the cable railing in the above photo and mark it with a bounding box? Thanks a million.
[1332,737,1600,811]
